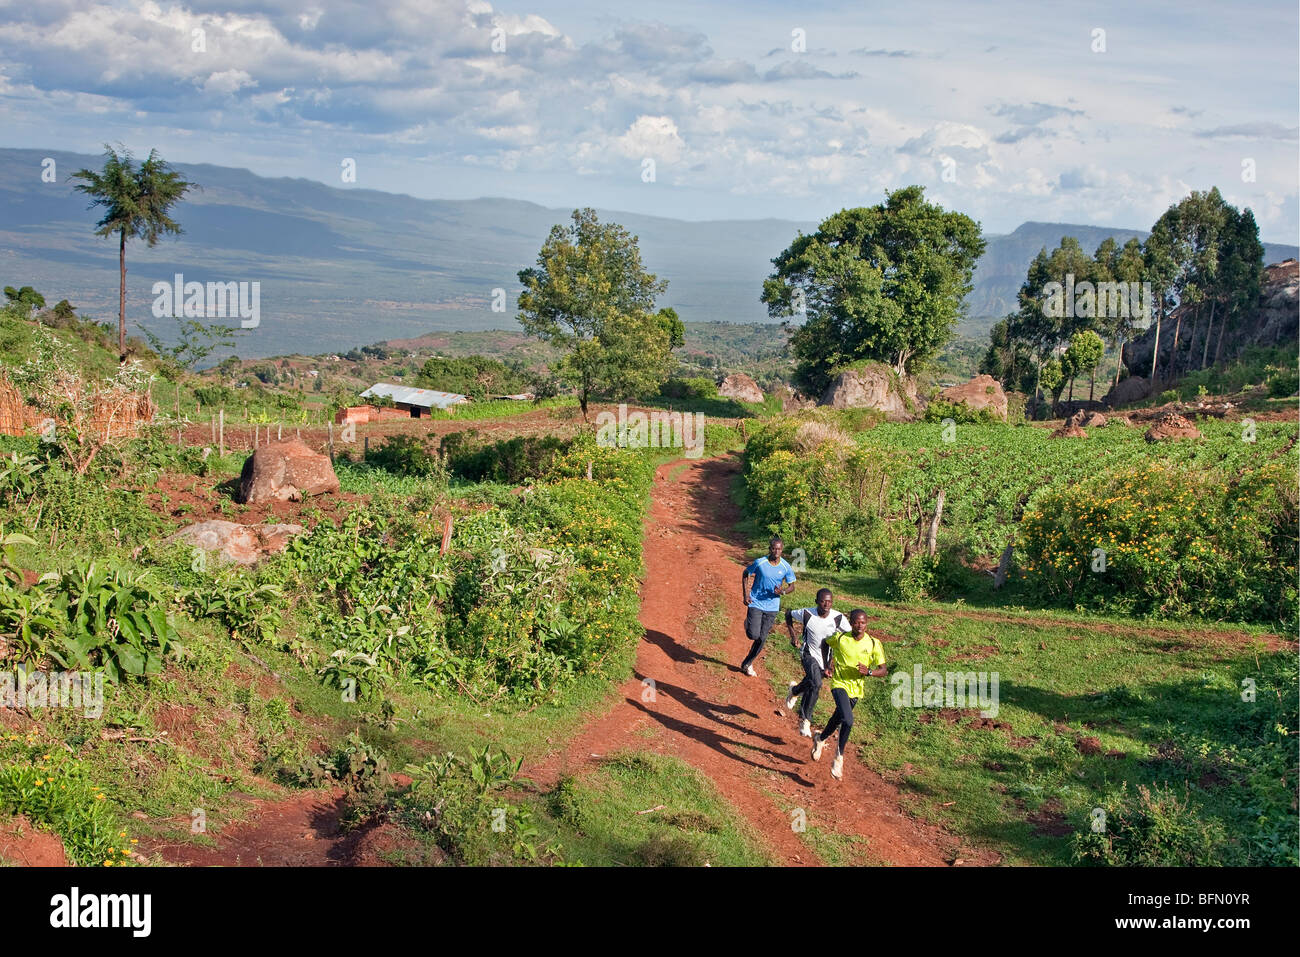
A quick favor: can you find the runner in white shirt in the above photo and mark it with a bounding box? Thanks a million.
[782,588,852,737]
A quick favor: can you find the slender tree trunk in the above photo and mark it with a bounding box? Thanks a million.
[1213,309,1229,365]
[1089,366,1096,402]
[118,227,127,361]
[1113,340,1125,392]
[1033,356,1043,420]
[1148,307,1163,385]
[1184,308,1201,378]
[1200,301,1217,369]
[1167,309,1183,382]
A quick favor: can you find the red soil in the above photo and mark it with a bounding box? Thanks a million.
[527,456,998,867]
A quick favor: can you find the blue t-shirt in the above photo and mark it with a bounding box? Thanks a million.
[746,557,795,612]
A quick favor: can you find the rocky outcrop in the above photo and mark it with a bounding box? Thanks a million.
[1103,375,1151,408]
[238,439,339,504]
[1065,410,1108,429]
[164,520,305,566]
[718,373,764,404]
[1145,412,1202,443]
[939,374,1008,421]
[1124,259,1298,381]
[819,363,921,421]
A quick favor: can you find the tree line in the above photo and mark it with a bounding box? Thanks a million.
[980,187,1264,416]
[58,145,1270,420]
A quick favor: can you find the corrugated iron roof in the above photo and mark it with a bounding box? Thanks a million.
[360,382,468,409]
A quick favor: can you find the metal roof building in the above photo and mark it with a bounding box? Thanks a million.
[360,382,469,414]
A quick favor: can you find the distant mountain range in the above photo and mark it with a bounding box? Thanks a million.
[1,148,1294,358]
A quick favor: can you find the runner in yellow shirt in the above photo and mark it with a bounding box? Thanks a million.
[811,609,887,781]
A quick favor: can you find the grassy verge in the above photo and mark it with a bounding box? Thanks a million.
[765,575,1297,866]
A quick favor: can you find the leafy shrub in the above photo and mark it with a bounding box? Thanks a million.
[883,554,936,602]
[1070,782,1227,866]
[44,560,178,680]
[2,558,177,679]
[441,431,570,484]
[396,746,560,864]
[0,452,45,504]
[0,744,132,866]
[744,420,901,570]
[366,434,444,478]
[659,377,718,401]
[1266,364,1298,397]
[923,398,1000,425]
[1019,461,1297,627]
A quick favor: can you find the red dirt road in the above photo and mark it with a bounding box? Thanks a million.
[529,456,998,867]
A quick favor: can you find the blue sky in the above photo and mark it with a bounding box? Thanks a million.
[0,0,1296,239]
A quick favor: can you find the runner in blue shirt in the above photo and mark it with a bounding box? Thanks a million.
[740,537,797,676]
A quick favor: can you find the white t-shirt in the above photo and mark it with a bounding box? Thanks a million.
[791,607,851,662]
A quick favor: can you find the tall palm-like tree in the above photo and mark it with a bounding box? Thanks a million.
[71,145,195,361]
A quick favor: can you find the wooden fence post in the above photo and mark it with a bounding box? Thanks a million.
[219,409,225,458]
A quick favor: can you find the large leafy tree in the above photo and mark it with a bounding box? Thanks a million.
[762,186,985,395]
[517,208,672,420]
[71,145,195,361]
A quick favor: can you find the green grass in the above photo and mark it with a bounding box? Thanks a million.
[535,751,772,866]
[766,574,1296,866]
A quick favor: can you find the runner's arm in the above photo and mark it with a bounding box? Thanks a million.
[785,608,798,643]
[741,569,752,605]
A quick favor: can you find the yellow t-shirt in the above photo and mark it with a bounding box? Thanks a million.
[825,632,886,699]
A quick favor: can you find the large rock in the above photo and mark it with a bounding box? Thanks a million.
[238,439,339,504]
[819,363,921,421]
[165,520,305,565]
[718,373,764,404]
[939,374,1008,421]
[1103,375,1151,408]
[1145,412,1202,443]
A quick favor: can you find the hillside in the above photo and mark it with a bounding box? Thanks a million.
[4,148,1293,358]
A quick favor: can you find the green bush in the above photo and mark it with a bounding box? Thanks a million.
[396,746,560,864]
[366,434,443,477]
[659,377,718,401]
[1070,782,1227,866]
[923,398,1000,425]
[440,431,570,484]
[1266,364,1298,398]
[1018,461,1297,627]
[882,554,936,602]
[744,420,902,571]
[0,744,133,866]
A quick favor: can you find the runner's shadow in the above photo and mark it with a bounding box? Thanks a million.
[625,699,814,785]
[643,628,732,669]
[634,671,787,747]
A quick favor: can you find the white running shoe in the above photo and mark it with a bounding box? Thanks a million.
[784,681,798,711]
[811,737,825,761]
[745,664,757,677]
[799,719,812,738]
[831,755,843,780]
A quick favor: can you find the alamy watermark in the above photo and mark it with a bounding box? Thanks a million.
[1041,275,1152,323]
[595,404,706,459]
[891,666,1000,718]
[152,273,260,328]
[1,666,104,718]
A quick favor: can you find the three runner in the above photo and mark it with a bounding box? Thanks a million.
[741,547,888,782]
